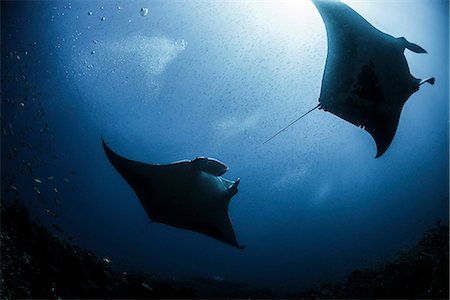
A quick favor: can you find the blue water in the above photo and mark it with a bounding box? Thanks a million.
[2,0,448,293]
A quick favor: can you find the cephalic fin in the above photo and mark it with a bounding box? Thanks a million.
[419,77,435,86]
[400,37,427,53]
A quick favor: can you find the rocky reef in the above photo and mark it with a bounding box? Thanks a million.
[1,202,198,299]
[1,201,448,299]
[291,221,449,299]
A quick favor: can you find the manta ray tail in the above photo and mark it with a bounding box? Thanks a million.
[263,104,320,144]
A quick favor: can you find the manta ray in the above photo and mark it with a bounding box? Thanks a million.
[265,0,435,157]
[102,138,244,249]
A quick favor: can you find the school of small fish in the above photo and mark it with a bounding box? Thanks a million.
[1,39,79,231]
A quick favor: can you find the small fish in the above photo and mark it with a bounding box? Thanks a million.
[63,178,70,183]
[45,208,58,217]
[102,258,111,264]
[8,123,14,136]
[141,282,153,291]
[34,186,41,196]
[25,161,32,172]
[52,223,63,233]
[33,177,42,184]
[53,188,58,193]
[47,176,55,180]
[9,185,19,193]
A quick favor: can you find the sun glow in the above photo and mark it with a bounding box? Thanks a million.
[252,0,319,33]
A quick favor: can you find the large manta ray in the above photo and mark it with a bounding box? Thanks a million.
[102,139,244,249]
[313,0,435,157]
[265,0,434,157]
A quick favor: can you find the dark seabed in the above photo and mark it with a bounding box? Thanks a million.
[1,0,449,298]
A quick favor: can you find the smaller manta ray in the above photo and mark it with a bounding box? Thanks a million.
[264,0,435,158]
[102,138,244,249]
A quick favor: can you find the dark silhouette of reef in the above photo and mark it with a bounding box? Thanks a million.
[1,200,448,299]
[0,201,274,299]
[0,202,198,299]
[291,221,449,299]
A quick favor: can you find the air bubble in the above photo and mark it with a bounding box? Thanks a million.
[140,8,148,16]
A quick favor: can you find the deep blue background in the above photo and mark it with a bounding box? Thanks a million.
[2,0,448,293]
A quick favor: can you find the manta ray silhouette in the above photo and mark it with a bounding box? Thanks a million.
[102,138,244,249]
[265,0,435,157]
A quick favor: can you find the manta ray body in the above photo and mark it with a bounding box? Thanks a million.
[312,0,435,157]
[102,139,244,249]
